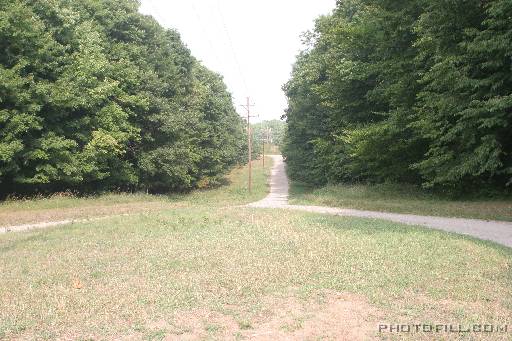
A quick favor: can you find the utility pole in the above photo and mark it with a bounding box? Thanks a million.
[262,124,265,168]
[241,97,256,193]
[262,126,271,168]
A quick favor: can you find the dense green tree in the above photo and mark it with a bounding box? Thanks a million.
[0,0,246,195]
[284,0,425,184]
[282,47,332,184]
[283,0,512,193]
[413,0,512,189]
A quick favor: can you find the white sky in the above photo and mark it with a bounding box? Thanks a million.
[139,0,336,121]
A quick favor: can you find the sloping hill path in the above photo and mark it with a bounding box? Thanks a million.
[248,155,512,248]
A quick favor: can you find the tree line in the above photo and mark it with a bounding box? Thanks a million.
[251,119,286,155]
[0,0,248,196]
[283,0,511,194]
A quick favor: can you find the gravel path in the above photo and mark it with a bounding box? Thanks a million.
[0,213,135,234]
[3,155,512,248]
[248,155,512,248]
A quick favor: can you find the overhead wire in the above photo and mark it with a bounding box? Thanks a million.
[146,0,249,109]
[215,0,249,96]
[189,1,224,70]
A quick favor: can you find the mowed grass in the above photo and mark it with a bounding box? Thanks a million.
[179,157,271,207]
[290,182,512,221]
[0,158,270,227]
[1,158,511,340]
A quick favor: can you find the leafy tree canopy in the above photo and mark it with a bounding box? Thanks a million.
[0,0,247,195]
[283,0,512,194]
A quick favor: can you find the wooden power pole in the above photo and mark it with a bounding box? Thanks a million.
[262,125,265,169]
[241,97,255,193]
[262,126,270,168]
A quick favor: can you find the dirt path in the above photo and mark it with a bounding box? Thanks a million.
[0,213,135,234]
[0,202,179,234]
[249,155,512,248]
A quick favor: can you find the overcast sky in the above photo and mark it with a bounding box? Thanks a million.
[139,0,336,122]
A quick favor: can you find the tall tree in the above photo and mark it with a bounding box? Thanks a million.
[0,0,246,195]
[283,0,512,193]
[414,0,512,190]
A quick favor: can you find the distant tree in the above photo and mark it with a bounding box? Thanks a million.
[252,119,286,154]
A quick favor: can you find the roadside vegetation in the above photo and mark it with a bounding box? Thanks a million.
[0,158,271,227]
[1,158,511,340]
[283,0,512,195]
[290,182,512,222]
[0,0,247,197]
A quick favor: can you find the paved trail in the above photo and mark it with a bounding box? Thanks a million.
[0,214,135,234]
[3,155,512,248]
[249,155,512,248]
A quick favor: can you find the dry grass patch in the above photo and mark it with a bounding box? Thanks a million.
[244,290,379,340]
[0,201,181,227]
[0,157,272,228]
[150,290,379,341]
[1,207,511,340]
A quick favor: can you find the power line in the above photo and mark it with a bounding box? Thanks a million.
[241,97,257,192]
[189,1,223,70]
[215,0,249,96]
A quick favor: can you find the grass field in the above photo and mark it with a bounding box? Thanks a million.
[0,158,270,227]
[290,182,512,222]
[1,159,511,340]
